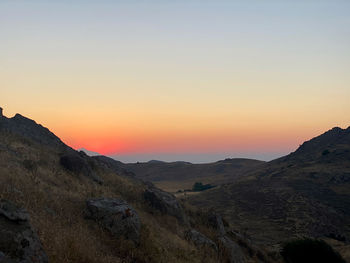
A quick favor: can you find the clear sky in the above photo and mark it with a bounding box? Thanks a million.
[1,1,350,162]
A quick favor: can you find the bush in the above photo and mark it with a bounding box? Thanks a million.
[192,182,215,192]
[281,238,345,263]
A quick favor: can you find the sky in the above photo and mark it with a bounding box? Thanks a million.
[1,0,350,163]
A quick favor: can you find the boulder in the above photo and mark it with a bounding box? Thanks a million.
[60,152,103,184]
[144,182,188,224]
[219,235,246,263]
[185,229,218,251]
[0,200,48,263]
[85,198,141,244]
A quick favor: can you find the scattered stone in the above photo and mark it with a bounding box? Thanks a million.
[185,229,218,251]
[144,182,188,224]
[0,200,48,263]
[85,198,141,245]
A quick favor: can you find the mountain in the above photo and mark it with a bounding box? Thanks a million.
[187,126,350,259]
[119,158,265,192]
[0,107,274,263]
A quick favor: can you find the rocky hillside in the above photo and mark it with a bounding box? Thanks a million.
[0,108,276,263]
[187,126,350,260]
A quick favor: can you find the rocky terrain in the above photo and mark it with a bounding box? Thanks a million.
[0,107,275,262]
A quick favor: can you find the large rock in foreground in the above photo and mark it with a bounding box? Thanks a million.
[85,198,141,245]
[0,200,48,263]
[144,182,188,224]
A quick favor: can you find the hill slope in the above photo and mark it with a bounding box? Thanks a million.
[187,127,350,252]
[0,108,273,263]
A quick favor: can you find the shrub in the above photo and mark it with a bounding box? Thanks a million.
[192,182,214,192]
[281,238,345,263]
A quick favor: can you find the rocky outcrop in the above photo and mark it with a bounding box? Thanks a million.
[219,235,246,263]
[85,198,141,245]
[144,182,188,224]
[185,229,218,251]
[0,200,48,263]
[60,152,103,184]
[207,212,247,263]
[208,211,226,236]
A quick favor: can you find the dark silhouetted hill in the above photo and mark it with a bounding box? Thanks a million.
[187,126,350,260]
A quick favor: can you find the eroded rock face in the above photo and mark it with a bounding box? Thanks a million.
[219,235,246,263]
[185,229,218,251]
[144,183,188,224]
[0,200,48,263]
[85,198,141,244]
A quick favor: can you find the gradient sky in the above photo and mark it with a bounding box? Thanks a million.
[1,1,350,162]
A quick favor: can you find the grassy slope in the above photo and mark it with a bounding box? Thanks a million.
[186,127,350,260]
[0,131,223,263]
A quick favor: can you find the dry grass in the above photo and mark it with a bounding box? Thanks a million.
[0,132,222,263]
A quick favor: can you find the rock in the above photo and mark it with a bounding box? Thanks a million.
[85,198,141,245]
[0,200,48,263]
[60,152,103,184]
[185,229,218,251]
[208,211,226,236]
[219,235,246,263]
[144,183,188,224]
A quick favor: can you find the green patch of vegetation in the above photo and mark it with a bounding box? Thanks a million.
[281,238,346,263]
[192,182,215,192]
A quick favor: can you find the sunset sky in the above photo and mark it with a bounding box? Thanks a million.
[1,1,350,162]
